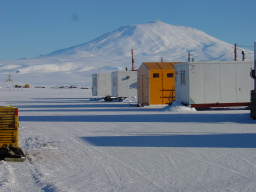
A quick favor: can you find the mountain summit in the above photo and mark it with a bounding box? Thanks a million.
[0,21,251,86]
[47,21,235,60]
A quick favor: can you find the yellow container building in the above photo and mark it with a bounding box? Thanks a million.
[138,62,177,106]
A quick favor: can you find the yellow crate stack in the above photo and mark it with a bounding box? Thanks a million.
[0,106,25,161]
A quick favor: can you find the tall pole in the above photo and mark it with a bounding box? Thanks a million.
[131,49,135,71]
[188,51,191,62]
[251,41,256,119]
[242,50,245,61]
[254,41,256,90]
[234,43,237,61]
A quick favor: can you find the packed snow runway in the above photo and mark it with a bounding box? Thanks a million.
[0,88,256,192]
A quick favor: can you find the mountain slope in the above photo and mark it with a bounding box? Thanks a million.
[46,21,235,60]
[0,21,252,86]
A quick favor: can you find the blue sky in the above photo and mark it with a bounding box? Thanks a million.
[0,0,255,60]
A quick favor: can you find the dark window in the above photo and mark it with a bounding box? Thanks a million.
[153,73,160,78]
[167,73,173,78]
[122,76,130,81]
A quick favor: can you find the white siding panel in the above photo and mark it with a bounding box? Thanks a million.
[99,73,112,96]
[92,74,97,96]
[203,63,220,103]
[189,64,204,104]
[91,72,112,96]
[112,72,118,97]
[236,63,253,102]
[175,64,190,105]
[220,64,237,103]
[112,71,137,97]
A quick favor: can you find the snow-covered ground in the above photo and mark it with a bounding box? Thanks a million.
[0,88,256,192]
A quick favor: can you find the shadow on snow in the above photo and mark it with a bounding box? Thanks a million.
[17,103,132,108]
[81,133,256,148]
[20,108,161,112]
[20,113,254,124]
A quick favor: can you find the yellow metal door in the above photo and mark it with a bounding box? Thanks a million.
[162,70,176,104]
[150,70,163,104]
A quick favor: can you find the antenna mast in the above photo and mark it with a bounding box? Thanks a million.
[5,73,14,89]
[234,43,237,61]
[188,51,191,62]
[131,49,136,71]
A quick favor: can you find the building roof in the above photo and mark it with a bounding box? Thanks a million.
[177,61,253,65]
[142,62,178,70]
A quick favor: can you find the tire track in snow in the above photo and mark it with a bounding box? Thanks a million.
[75,138,175,192]
[70,137,127,191]
[172,149,251,179]
[241,157,256,170]
[164,150,248,192]
[169,149,256,192]
[27,153,63,192]
[45,136,128,192]
[164,153,178,169]
[101,164,123,190]
[0,161,17,192]
[23,135,68,192]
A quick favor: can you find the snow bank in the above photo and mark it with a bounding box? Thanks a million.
[122,96,137,104]
[163,101,196,112]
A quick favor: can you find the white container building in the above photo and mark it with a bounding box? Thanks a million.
[92,72,112,96]
[175,61,253,108]
[111,71,137,97]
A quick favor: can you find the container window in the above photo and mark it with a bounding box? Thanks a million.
[153,73,160,78]
[167,73,173,78]
[122,76,130,81]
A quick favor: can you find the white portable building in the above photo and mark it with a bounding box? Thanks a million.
[111,71,137,97]
[92,72,112,96]
[175,61,253,108]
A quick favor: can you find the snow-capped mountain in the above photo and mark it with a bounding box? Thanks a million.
[46,21,234,60]
[0,21,252,86]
